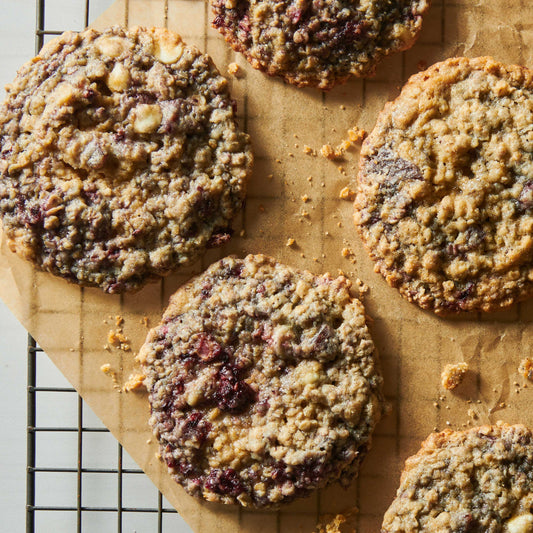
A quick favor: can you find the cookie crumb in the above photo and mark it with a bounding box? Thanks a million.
[227,62,241,76]
[341,247,357,264]
[347,126,366,144]
[354,278,369,296]
[286,238,295,247]
[101,363,121,391]
[316,509,357,533]
[115,315,124,327]
[123,373,146,392]
[108,330,131,351]
[519,357,533,381]
[339,186,356,201]
[301,194,310,203]
[320,144,336,159]
[303,145,315,156]
[441,362,469,390]
[141,316,150,327]
[467,408,478,419]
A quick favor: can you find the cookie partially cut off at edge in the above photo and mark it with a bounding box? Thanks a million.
[211,0,430,90]
[138,254,384,507]
[0,26,252,293]
[382,424,533,533]
[355,57,533,314]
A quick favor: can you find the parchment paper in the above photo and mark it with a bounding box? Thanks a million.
[2,1,533,531]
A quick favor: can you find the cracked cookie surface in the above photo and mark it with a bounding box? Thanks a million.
[139,254,384,507]
[382,424,533,533]
[355,57,533,314]
[211,0,430,90]
[0,26,251,293]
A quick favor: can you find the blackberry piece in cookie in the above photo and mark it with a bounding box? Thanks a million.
[382,424,533,533]
[0,26,252,293]
[139,254,384,507]
[355,57,533,314]
[211,0,430,90]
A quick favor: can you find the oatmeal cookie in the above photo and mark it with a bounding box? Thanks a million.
[0,26,252,293]
[138,254,384,507]
[355,57,533,314]
[211,0,430,90]
[382,424,533,532]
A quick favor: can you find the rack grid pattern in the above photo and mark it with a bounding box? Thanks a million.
[26,334,180,533]
[26,1,182,531]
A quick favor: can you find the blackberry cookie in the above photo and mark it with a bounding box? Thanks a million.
[138,254,384,507]
[211,0,430,90]
[0,26,252,293]
[355,57,533,314]
[382,424,533,532]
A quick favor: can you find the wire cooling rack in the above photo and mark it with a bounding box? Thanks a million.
[26,1,186,531]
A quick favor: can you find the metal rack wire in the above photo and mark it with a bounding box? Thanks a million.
[27,335,180,532]
[26,1,182,531]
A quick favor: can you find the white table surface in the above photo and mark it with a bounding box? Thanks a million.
[0,2,192,531]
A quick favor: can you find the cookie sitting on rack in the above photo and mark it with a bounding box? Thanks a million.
[0,26,252,293]
[211,0,430,90]
[138,254,385,507]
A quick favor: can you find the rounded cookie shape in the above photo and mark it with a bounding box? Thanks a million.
[0,26,252,293]
[355,57,533,314]
[382,424,533,533]
[211,0,430,90]
[139,254,384,507]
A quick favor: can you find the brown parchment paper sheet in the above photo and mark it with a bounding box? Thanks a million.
[2,0,533,531]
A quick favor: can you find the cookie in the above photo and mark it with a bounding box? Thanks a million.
[138,254,384,507]
[211,0,430,90]
[354,57,533,314]
[0,26,252,293]
[382,424,533,532]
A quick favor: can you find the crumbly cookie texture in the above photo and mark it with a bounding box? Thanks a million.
[355,57,533,314]
[382,424,533,533]
[139,254,384,507]
[0,26,252,293]
[441,362,468,390]
[211,0,430,90]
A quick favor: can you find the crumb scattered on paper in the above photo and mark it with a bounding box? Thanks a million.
[339,186,356,201]
[341,247,357,264]
[519,357,533,381]
[123,373,146,392]
[316,507,358,533]
[320,144,336,159]
[141,316,150,327]
[301,194,310,203]
[347,126,366,144]
[227,62,241,76]
[108,329,131,351]
[354,277,369,296]
[286,238,295,247]
[467,408,478,420]
[100,363,121,391]
[441,362,469,390]
[115,315,124,327]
